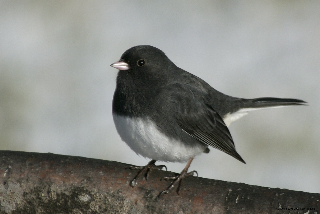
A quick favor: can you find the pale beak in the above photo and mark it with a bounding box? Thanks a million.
[110,60,130,70]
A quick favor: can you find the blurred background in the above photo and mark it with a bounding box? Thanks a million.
[1,1,319,193]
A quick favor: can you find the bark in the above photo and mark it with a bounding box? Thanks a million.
[0,150,319,213]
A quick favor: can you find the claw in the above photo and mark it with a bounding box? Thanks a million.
[158,189,170,197]
[126,165,144,170]
[160,175,178,181]
[127,160,167,187]
[130,179,137,187]
[158,157,196,198]
[158,165,167,171]
[144,167,151,180]
[127,157,197,197]
[188,170,198,177]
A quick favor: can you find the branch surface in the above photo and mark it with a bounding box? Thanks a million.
[0,150,319,213]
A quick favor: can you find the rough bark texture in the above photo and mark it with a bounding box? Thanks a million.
[0,150,319,213]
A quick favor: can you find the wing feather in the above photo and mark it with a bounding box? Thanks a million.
[166,83,246,163]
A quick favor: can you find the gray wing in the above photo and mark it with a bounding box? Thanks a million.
[165,83,245,163]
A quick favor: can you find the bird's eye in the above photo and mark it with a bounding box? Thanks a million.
[137,59,145,66]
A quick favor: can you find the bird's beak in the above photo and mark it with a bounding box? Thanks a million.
[110,60,130,70]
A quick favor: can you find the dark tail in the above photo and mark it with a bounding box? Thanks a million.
[243,97,307,109]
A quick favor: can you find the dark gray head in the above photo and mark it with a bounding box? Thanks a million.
[111,45,176,79]
[111,45,179,116]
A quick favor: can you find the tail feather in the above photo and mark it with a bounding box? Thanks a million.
[244,97,307,109]
[223,97,306,127]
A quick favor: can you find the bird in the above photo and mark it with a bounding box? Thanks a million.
[110,45,306,196]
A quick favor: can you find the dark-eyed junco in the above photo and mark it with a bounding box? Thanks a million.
[111,45,306,196]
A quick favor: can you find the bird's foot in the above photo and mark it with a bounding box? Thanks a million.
[158,169,198,197]
[127,160,167,187]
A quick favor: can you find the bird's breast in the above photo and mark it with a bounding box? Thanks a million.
[112,113,205,162]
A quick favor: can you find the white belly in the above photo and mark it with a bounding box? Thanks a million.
[113,114,204,162]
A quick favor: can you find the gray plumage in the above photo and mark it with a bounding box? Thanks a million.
[112,45,306,164]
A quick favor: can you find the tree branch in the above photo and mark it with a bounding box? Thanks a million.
[0,150,319,213]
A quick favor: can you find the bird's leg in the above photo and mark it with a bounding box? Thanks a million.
[158,157,197,197]
[128,160,167,187]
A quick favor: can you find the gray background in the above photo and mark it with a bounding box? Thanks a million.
[1,1,319,193]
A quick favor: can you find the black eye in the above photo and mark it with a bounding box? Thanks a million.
[137,59,145,66]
